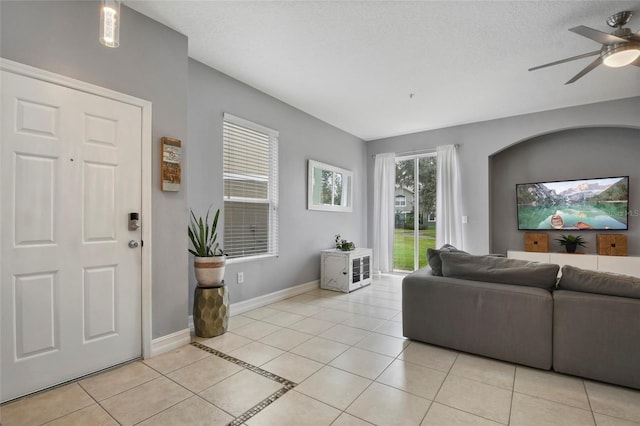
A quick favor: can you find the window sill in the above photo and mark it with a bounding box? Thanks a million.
[226,254,278,265]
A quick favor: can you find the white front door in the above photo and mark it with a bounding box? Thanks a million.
[1,70,143,402]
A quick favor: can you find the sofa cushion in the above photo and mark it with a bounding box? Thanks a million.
[427,244,466,276]
[440,252,559,290]
[558,265,640,299]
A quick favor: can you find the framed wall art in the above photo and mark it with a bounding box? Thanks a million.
[308,159,353,212]
[161,137,181,191]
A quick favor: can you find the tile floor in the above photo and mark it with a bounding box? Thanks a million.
[2,274,640,425]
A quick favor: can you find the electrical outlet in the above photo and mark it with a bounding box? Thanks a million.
[237,272,244,284]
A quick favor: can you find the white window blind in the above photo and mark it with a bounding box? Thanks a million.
[223,113,279,260]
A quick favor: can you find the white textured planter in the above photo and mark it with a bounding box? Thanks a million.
[194,256,226,287]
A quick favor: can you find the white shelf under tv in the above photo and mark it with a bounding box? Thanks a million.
[507,251,640,277]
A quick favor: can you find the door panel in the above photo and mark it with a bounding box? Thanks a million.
[83,162,117,241]
[14,154,56,244]
[16,98,59,138]
[394,158,416,271]
[1,70,143,402]
[83,266,117,341]
[14,272,58,359]
[394,156,437,271]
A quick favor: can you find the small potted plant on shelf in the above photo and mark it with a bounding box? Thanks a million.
[335,234,355,251]
[188,207,226,287]
[555,234,586,254]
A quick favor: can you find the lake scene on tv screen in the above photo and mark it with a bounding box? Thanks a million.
[517,176,628,230]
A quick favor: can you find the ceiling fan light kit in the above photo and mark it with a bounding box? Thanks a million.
[602,43,640,67]
[529,11,640,83]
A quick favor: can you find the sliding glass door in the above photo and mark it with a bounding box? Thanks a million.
[393,154,437,271]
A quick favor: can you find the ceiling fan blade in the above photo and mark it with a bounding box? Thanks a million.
[565,56,603,84]
[633,56,640,67]
[569,25,628,44]
[630,31,640,41]
[529,50,600,71]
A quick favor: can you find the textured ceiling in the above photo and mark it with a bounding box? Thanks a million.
[126,1,640,141]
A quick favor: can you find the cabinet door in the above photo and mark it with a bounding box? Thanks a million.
[362,256,371,280]
[352,257,361,283]
[550,253,598,273]
[598,256,640,277]
[323,254,349,292]
[507,251,549,263]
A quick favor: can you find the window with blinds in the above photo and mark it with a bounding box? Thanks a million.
[223,113,279,260]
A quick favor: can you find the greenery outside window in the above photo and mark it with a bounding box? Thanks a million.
[394,153,437,271]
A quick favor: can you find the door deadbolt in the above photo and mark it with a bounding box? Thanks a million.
[128,212,140,231]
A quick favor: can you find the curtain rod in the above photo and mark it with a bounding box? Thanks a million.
[372,144,461,159]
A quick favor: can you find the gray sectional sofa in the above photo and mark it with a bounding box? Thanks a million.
[402,252,640,389]
[553,265,640,389]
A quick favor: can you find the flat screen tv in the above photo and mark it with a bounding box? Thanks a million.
[516,176,629,231]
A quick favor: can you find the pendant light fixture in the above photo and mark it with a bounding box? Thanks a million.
[99,0,121,48]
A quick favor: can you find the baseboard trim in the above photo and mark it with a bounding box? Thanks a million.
[188,315,195,333]
[187,280,320,333]
[230,280,320,316]
[149,328,191,358]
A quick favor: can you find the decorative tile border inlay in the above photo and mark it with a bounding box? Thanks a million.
[191,341,297,425]
[228,387,293,426]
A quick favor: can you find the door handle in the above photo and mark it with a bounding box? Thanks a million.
[128,240,140,248]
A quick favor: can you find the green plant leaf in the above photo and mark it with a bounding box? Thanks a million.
[555,234,587,247]
[188,207,224,257]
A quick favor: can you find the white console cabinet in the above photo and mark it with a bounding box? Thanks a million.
[507,251,640,277]
[321,248,372,293]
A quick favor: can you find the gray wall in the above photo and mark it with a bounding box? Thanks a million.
[491,127,640,255]
[367,97,640,256]
[1,1,189,339]
[188,59,367,308]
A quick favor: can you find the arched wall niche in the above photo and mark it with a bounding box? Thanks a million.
[489,126,640,255]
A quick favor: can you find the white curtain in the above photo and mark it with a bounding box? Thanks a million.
[373,153,396,273]
[436,145,463,248]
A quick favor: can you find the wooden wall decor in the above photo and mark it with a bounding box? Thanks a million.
[161,137,181,191]
[597,234,628,256]
[524,232,549,252]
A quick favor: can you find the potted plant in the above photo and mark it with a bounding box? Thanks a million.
[555,234,586,254]
[335,234,355,251]
[188,207,226,286]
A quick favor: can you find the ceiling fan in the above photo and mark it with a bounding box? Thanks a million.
[529,11,640,84]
